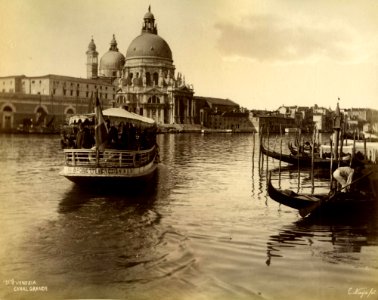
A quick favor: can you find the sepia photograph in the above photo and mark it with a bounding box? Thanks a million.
[0,0,377,299]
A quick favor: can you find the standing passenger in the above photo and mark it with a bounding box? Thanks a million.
[76,122,84,148]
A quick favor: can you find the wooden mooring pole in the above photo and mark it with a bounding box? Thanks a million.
[279,124,282,189]
[311,128,315,194]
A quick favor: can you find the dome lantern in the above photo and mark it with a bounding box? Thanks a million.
[142,5,157,34]
[109,34,119,51]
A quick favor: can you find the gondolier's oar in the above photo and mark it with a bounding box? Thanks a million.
[299,170,374,218]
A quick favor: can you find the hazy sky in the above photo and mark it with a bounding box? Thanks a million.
[1,0,377,110]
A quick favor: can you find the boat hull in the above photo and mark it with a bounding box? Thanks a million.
[60,146,159,186]
[267,173,377,217]
[60,161,158,186]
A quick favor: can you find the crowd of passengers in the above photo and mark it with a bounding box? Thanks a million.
[61,119,157,151]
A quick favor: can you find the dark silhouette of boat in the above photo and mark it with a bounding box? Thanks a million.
[288,141,319,156]
[260,142,350,168]
[267,171,377,217]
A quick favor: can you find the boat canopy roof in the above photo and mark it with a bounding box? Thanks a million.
[68,107,156,127]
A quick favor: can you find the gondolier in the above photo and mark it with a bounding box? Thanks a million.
[333,166,354,192]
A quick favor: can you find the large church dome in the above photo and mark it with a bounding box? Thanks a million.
[125,6,173,62]
[126,33,172,61]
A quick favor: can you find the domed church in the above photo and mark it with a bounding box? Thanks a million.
[118,6,195,125]
[86,6,196,125]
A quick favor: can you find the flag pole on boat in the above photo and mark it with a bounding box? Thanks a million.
[94,90,108,165]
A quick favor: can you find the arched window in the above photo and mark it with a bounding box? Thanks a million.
[3,106,12,112]
[36,107,46,114]
[153,72,158,85]
[146,72,151,86]
[66,108,74,114]
[35,107,47,126]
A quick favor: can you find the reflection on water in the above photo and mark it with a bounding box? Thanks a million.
[58,173,159,214]
[0,133,377,300]
[267,209,378,267]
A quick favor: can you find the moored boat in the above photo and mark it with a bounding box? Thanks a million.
[260,142,350,168]
[288,141,319,156]
[60,105,159,186]
[267,171,377,218]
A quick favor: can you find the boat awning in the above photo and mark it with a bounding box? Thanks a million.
[102,108,155,125]
[68,107,156,127]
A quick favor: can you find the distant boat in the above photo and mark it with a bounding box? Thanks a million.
[201,129,232,134]
[60,107,159,186]
[362,132,378,142]
[260,142,350,168]
[285,128,298,133]
[288,141,319,156]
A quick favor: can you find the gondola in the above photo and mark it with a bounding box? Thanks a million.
[288,141,319,156]
[267,172,377,217]
[267,173,326,210]
[260,142,349,168]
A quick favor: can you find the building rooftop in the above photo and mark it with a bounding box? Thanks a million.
[194,96,239,107]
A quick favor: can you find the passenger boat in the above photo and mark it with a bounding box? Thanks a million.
[267,171,377,218]
[60,106,159,186]
[260,142,350,168]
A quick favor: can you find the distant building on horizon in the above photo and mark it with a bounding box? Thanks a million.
[0,74,115,131]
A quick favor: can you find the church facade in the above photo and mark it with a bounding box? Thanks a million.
[86,6,196,125]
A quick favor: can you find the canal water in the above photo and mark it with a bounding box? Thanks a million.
[0,133,377,300]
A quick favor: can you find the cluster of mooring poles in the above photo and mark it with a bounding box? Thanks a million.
[257,100,370,196]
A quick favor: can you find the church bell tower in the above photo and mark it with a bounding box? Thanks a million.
[86,37,98,79]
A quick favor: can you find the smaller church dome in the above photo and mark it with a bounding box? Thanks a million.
[99,35,125,77]
[100,51,125,70]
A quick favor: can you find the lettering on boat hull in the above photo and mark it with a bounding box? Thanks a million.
[60,160,157,178]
